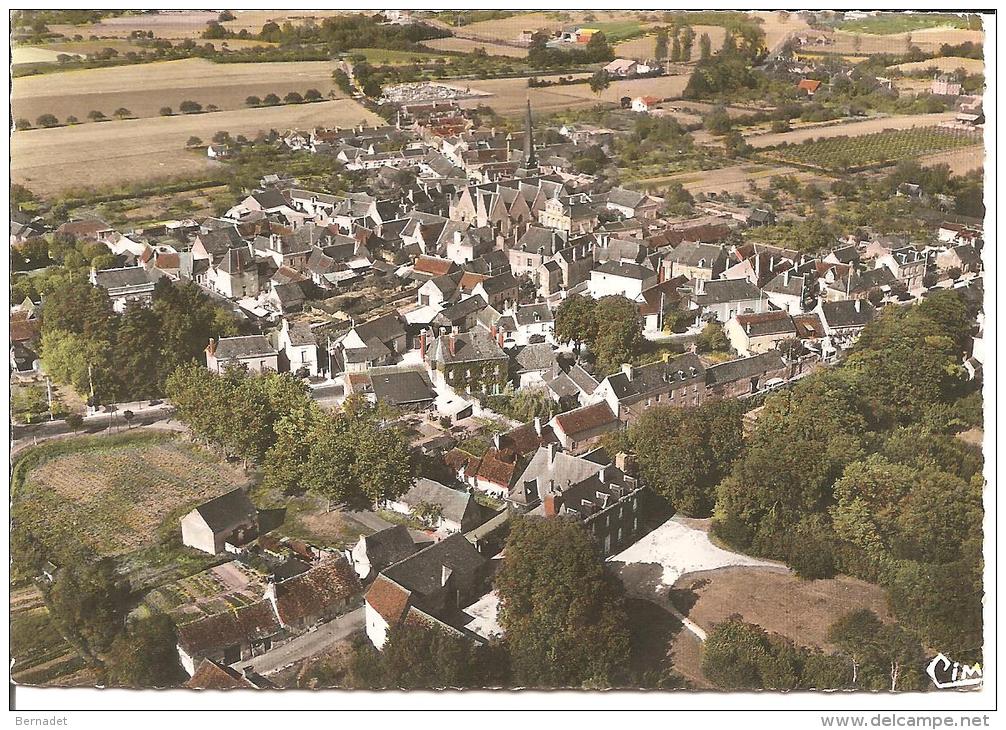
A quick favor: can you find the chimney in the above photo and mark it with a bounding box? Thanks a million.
[498,329,504,348]
[533,416,542,436]
[783,270,790,286]
[419,330,427,359]
[598,466,608,483]
[854,299,862,313]
[621,363,634,380]
[746,323,751,334]
[493,433,502,450]
[547,442,558,463]
[441,565,453,587]
[454,230,463,245]
[490,324,497,339]
[449,333,457,356]
[543,493,562,518]
[206,338,217,357]
[615,451,631,473]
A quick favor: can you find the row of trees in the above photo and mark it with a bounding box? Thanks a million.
[655,25,704,62]
[702,610,927,691]
[245,89,325,107]
[40,278,240,405]
[167,366,414,507]
[527,30,615,70]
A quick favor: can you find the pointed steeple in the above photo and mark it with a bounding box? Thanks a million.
[524,97,537,167]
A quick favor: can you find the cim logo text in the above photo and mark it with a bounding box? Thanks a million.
[927,653,983,689]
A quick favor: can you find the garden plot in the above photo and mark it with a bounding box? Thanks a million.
[143,561,268,625]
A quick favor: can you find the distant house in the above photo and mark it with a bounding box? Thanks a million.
[180,488,259,555]
[548,401,619,454]
[386,478,483,534]
[631,95,661,113]
[725,311,797,356]
[368,367,437,411]
[89,266,163,312]
[705,350,788,400]
[604,58,639,77]
[815,299,876,358]
[936,244,982,277]
[338,312,408,373]
[604,187,664,219]
[207,144,232,159]
[364,534,490,649]
[206,335,278,373]
[593,353,706,423]
[264,557,363,632]
[513,343,559,388]
[177,600,284,675]
[662,242,728,282]
[875,246,931,292]
[798,78,822,96]
[350,525,422,581]
[932,74,962,96]
[691,278,767,322]
[277,319,319,377]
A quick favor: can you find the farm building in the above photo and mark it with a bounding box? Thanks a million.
[181,488,259,555]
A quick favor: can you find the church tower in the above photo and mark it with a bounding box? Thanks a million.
[517,97,539,178]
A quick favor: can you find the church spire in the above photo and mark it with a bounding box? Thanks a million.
[524,97,536,166]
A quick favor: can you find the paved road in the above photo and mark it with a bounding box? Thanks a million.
[237,607,365,676]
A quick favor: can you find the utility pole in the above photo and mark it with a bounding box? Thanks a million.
[46,376,54,421]
[88,363,96,417]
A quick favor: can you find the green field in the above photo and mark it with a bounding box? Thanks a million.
[765,126,982,172]
[590,21,646,42]
[836,13,979,35]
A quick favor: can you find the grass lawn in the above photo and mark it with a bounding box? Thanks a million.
[836,13,977,35]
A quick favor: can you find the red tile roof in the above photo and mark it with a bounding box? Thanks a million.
[185,659,258,689]
[177,600,282,655]
[365,575,412,625]
[470,448,517,488]
[553,401,617,439]
[272,557,362,626]
[793,313,826,339]
[798,79,822,93]
[10,318,40,343]
[414,255,456,277]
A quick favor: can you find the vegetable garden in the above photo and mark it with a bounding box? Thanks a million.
[763,125,982,172]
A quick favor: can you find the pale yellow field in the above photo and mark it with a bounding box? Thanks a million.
[11,47,79,64]
[48,10,351,40]
[11,100,382,196]
[458,73,691,116]
[744,111,959,149]
[614,25,726,62]
[457,11,657,43]
[13,58,346,123]
[424,37,528,58]
[829,26,984,54]
[755,10,811,52]
[890,56,984,75]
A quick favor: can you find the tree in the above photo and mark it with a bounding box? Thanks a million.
[15,118,31,131]
[827,610,926,691]
[671,35,681,62]
[263,93,281,106]
[703,106,732,135]
[654,28,669,60]
[362,78,383,98]
[495,517,631,688]
[104,614,185,688]
[36,113,60,128]
[179,100,202,114]
[680,25,695,59]
[212,130,231,144]
[332,69,353,95]
[592,296,644,376]
[47,559,131,660]
[113,107,132,119]
[694,321,729,353]
[304,88,322,101]
[87,110,106,122]
[65,413,84,434]
[218,10,236,21]
[589,69,611,95]
[159,106,173,116]
[186,136,203,148]
[554,294,597,350]
[283,91,304,104]
[122,410,135,428]
[628,400,744,516]
[245,95,261,107]
[699,32,712,60]
[113,302,162,400]
[702,617,799,690]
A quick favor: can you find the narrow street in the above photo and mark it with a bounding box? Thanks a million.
[237,606,365,676]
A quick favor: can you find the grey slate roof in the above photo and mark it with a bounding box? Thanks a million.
[434,330,507,365]
[820,300,876,329]
[362,525,418,571]
[514,343,558,372]
[694,278,763,305]
[594,260,654,280]
[399,479,473,526]
[214,335,277,360]
[193,488,257,532]
[92,266,160,290]
[382,533,487,596]
[665,242,726,268]
[369,368,436,406]
[603,352,705,402]
[515,303,553,326]
[705,350,786,385]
